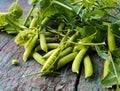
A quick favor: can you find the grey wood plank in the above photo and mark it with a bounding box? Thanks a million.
[0,1,77,91]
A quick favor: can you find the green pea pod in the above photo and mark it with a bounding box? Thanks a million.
[66,31,79,47]
[72,47,88,73]
[83,55,93,78]
[103,22,116,51]
[59,47,73,58]
[34,45,42,51]
[35,43,59,51]
[40,32,48,52]
[58,22,65,32]
[103,60,110,78]
[73,44,84,52]
[23,34,38,61]
[32,52,46,65]
[43,49,56,59]
[108,26,116,51]
[46,37,59,43]
[57,52,77,69]
[45,32,54,37]
[29,18,38,28]
[41,48,60,72]
[41,17,49,26]
[73,33,95,52]
[47,43,59,49]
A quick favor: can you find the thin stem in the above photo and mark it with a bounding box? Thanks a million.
[22,71,60,77]
[71,42,106,46]
[22,72,40,78]
[23,5,35,26]
[77,5,83,15]
[109,52,119,86]
[53,0,72,11]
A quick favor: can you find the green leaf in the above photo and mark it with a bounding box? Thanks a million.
[8,2,23,19]
[39,0,58,18]
[98,0,119,8]
[39,0,76,28]
[111,20,120,38]
[76,26,96,38]
[4,24,19,34]
[85,10,105,21]
[101,62,120,87]
[80,0,96,8]
[40,4,59,17]
[39,0,73,18]
[101,52,120,88]
[101,71,120,87]
[112,48,120,57]
[95,45,108,60]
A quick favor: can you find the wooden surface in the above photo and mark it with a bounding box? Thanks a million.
[0,1,111,91]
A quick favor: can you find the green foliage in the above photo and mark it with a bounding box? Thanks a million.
[8,2,23,19]
[111,20,120,38]
[1,0,120,90]
[101,55,120,89]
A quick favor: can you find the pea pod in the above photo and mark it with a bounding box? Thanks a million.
[66,31,79,47]
[29,18,38,28]
[43,49,56,59]
[46,37,59,43]
[103,60,110,78]
[41,48,60,72]
[83,55,93,78]
[41,17,49,26]
[47,43,59,49]
[45,32,55,37]
[35,43,59,51]
[103,22,116,51]
[57,52,77,69]
[59,47,73,58]
[32,52,46,65]
[58,22,65,32]
[73,33,95,52]
[108,26,116,51]
[40,32,48,52]
[23,33,38,61]
[72,46,88,73]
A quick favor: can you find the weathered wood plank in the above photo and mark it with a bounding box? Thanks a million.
[0,33,77,91]
[0,1,77,91]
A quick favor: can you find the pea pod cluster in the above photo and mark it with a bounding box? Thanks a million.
[0,0,120,90]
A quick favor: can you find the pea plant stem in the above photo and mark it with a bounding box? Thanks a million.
[52,0,72,11]
[23,5,35,26]
[109,52,119,88]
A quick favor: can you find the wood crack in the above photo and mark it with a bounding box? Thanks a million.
[73,62,83,91]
